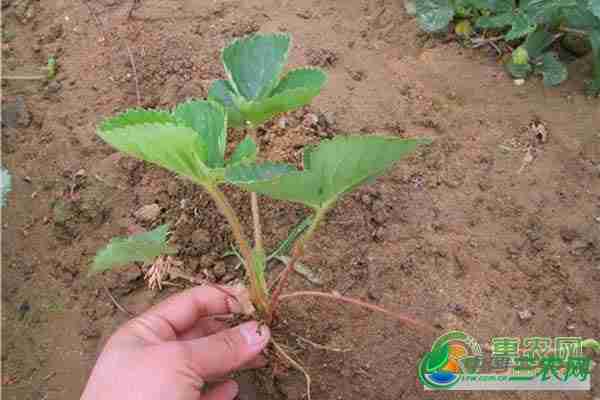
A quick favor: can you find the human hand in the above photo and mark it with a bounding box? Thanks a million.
[81,285,271,400]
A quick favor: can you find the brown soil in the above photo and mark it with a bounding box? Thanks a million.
[2,0,600,399]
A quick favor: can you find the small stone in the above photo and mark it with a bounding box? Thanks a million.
[322,111,336,127]
[221,272,236,283]
[404,0,416,16]
[17,301,30,320]
[134,204,161,222]
[302,113,318,128]
[348,69,366,81]
[566,305,574,313]
[518,309,533,321]
[213,262,227,279]
[513,79,525,86]
[373,226,387,241]
[74,168,86,177]
[277,116,288,129]
[566,323,576,331]
[46,81,62,95]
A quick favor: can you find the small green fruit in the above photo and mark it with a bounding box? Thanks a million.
[512,47,529,65]
[455,20,473,37]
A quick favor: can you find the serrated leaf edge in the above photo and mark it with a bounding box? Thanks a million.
[269,66,328,96]
[99,108,176,132]
[221,32,292,100]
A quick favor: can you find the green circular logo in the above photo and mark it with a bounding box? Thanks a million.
[418,331,482,390]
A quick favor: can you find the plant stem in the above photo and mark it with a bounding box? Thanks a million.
[279,291,435,332]
[559,27,588,36]
[205,185,269,313]
[206,186,253,261]
[246,125,265,255]
[267,207,328,323]
[251,192,264,254]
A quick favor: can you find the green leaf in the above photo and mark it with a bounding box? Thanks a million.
[415,0,454,32]
[100,108,174,130]
[506,58,533,78]
[222,33,291,101]
[270,67,327,97]
[238,68,327,126]
[474,14,506,29]
[524,29,555,58]
[208,80,245,128]
[589,0,600,18]
[462,0,511,12]
[1,167,11,208]
[226,161,297,184]
[504,13,537,40]
[213,35,327,128]
[174,100,227,168]
[489,0,514,13]
[539,52,568,86]
[268,216,313,259]
[476,12,514,28]
[98,109,211,183]
[562,2,600,29]
[426,342,450,372]
[91,225,176,274]
[587,29,600,95]
[229,136,258,165]
[226,136,430,210]
[462,0,491,11]
[525,0,577,24]
[470,0,513,13]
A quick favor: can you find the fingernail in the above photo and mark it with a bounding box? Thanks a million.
[240,322,270,347]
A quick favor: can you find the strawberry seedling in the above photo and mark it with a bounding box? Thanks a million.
[91,32,432,398]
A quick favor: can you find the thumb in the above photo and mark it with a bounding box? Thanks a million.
[183,321,270,379]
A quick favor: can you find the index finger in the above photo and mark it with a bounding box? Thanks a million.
[127,285,243,341]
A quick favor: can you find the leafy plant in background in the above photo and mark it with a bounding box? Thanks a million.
[1,167,12,208]
[413,0,600,94]
[92,33,431,398]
